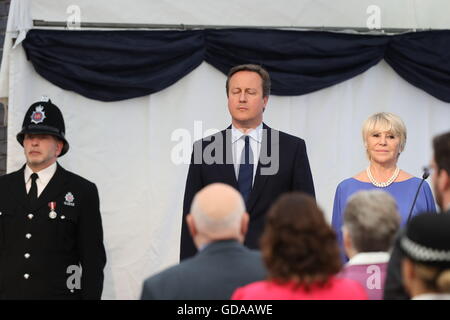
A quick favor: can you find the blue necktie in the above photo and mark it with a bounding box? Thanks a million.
[238,136,253,203]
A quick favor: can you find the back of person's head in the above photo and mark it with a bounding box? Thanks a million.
[400,213,450,295]
[343,190,400,253]
[260,192,341,289]
[433,131,450,175]
[188,183,248,244]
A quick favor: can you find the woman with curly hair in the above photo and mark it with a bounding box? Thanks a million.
[231,192,367,300]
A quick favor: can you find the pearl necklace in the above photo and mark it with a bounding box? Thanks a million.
[366,166,400,188]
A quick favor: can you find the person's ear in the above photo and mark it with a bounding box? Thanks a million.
[56,141,64,156]
[343,228,353,257]
[53,137,63,157]
[186,214,197,238]
[263,96,268,109]
[440,169,450,190]
[401,258,415,295]
[240,213,249,237]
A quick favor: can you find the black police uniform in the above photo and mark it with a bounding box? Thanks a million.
[0,100,106,299]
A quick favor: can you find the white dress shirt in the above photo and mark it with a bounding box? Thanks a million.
[24,162,57,197]
[345,252,390,266]
[231,123,262,186]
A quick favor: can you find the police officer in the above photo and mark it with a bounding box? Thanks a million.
[0,99,106,299]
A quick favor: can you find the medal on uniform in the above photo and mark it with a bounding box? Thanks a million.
[48,202,57,219]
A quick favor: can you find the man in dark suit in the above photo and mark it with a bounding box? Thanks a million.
[141,183,266,300]
[384,131,450,299]
[180,64,315,260]
[0,99,106,299]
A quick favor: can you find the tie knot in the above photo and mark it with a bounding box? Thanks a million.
[244,135,250,144]
[30,173,39,182]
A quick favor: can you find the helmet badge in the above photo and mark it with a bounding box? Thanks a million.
[30,105,46,124]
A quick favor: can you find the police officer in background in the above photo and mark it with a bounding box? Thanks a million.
[0,99,106,300]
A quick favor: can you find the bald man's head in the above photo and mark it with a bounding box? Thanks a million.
[187,183,248,246]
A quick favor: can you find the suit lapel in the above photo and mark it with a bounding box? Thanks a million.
[246,123,271,212]
[217,123,273,211]
[32,163,68,212]
[9,165,29,211]
[219,127,238,189]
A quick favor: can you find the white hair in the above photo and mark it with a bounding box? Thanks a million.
[344,190,401,252]
[190,185,246,236]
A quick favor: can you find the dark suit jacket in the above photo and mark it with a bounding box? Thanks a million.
[180,123,315,260]
[0,163,106,300]
[383,209,448,300]
[141,240,266,300]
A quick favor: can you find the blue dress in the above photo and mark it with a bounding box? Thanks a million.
[331,177,436,261]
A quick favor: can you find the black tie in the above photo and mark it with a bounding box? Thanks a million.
[237,136,253,204]
[28,173,39,205]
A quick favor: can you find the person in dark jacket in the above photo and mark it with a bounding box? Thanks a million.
[384,131,450,299]
[141,183,266,300]
[0,98,106,299]
[180,64,315,260]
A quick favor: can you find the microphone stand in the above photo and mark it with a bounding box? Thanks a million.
[406,167,430,224]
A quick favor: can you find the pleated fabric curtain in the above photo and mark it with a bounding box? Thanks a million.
[22,29,450,103]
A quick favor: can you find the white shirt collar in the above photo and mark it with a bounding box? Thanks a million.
[346,252,390,266]
[24,162,57,185]
[231,123,263,144]
[412,293,450,300]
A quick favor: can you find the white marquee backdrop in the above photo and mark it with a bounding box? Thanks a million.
[6,41,450,299]
[30,0,450,29]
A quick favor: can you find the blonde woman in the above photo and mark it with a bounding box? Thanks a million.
[331,112,436,261]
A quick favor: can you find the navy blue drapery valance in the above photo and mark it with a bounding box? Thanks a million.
[22,29,450,102]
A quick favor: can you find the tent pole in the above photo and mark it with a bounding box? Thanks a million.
[32,20,438,35]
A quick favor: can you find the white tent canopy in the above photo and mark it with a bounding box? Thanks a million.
[30,0,450,29]
[1,0,450,299]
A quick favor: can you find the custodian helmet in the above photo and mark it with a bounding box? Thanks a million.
[16,99,69,157]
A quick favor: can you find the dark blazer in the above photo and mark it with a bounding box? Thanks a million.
[0,163,106,300]
[180,123,315,260]
[141,240,266,300]
[383,228,408,300]
[383,210,448,300]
